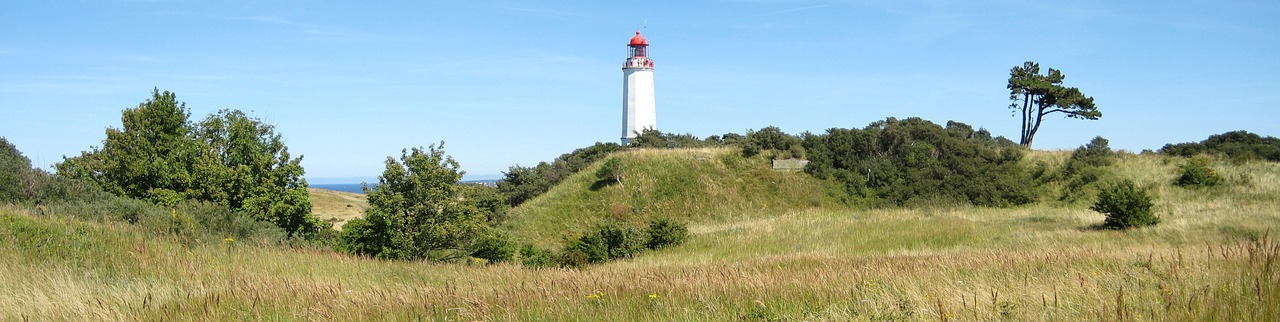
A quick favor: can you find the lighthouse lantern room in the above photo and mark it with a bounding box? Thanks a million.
[621,31,656,145]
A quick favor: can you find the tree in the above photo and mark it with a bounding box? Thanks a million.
[497,165,551,206]
[58,88,196,200]
[56,89,322,237]
[189,109,320,237]
[340,143,490,260]
[1007,61,1100,147]
[802,117,1034,207]
[0,137,33,203]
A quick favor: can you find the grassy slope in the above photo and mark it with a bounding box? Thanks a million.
[505,147,835,247]
[308,188,367,230]
[3,151,1279,320]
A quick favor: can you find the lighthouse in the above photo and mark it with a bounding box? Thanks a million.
[621,31,656,145]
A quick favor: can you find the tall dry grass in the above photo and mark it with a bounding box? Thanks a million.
[3,152,1278,320]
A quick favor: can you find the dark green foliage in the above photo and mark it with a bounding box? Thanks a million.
[561,223,646,268]
[742,126,805,159]
[1175,157,1224,188]
[338,143,492,261]
[2,137,285,244]
[457,184,510,225]
[0,137,32,203]
[497,142,621,206]
[58,89,196,199]
[470,231,517,263]
[1054,136,1117,202]
[1092,180,1158,229]
[803,117,1034,207]
[628,129,715,149]
[192,109,318,238]
[55,89,320,238]
[496,165,550,206]
[1160,130,1280,162]
[542,219,691,268]
[594,157,625,187]
[561,232,609,267]
[518,244,559,268]
[644,217,689,250]
[1069,136,1115,168]
[1007,61,1100,147]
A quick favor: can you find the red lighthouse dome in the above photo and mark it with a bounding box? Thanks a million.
[628,31,648,46]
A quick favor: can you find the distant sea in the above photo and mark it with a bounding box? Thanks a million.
[311,180,498,195]
[311,183,367,194]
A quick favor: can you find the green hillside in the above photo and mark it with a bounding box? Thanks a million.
[504,147,836,246]
[4,149,1280,320]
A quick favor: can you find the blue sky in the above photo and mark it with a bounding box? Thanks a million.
[2,1,1277,182]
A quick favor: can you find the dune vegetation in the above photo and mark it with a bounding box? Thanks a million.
[4,145,1279,320]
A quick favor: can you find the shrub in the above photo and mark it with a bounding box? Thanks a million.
[1055,137,1118,203]
[1160,130,1280,162]
[497,142,621,206]
[1091,180,1158,229]
[561,233,608,268]
[644,218,689,250]
[1068,136,1115,168]
[560,223,646,268]
[470,231,517,263]
[0,137,32,203]
[802,117,1034,207]
[1175,156,1224,188]
[519,244,559,268]
[595,157,625,187]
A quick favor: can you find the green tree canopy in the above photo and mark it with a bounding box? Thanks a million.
[56,89,322,237]
[0,137,33,203]
[803,117,1032,207]
[340,143,492,261]
[1160,130,1280,162]
[1007,61,1100,147]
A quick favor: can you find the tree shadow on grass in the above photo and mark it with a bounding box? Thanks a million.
[589,179,616,191]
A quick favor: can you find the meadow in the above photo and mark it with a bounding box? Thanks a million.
[2,150,1278,320]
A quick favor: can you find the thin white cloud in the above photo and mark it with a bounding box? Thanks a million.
[743,4,833,19]
[236,15,364,39]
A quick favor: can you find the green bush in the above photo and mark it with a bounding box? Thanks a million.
[644,218,689,250]
[802,118,1034,207]
[518,244,559,268]
[1160,130,1280,162]
[559,223,646,268]
[497,142,621,206]
[0,137,32,203]
[470,231,517,263]
[1092,180,1158,229]
[1068,136,1115,168]
[1175,156,1224,188]
[594,157,625,187]
[561,233,608,268]
[1055,136,1118,203]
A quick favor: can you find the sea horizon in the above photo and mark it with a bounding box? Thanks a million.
[312,179,499,195]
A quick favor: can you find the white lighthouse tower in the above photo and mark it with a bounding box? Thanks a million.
[621,31,656,145]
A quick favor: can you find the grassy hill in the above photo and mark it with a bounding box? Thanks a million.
[307,188,367,230]
[504,147,836,247]
[3,150,1279,320]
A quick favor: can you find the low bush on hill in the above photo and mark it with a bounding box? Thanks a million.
[1092,179,1158,229]
[1161,130,1280,162]
[803,117,1034,207]
[520,219,690,269]
[1175,156,1224,188]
